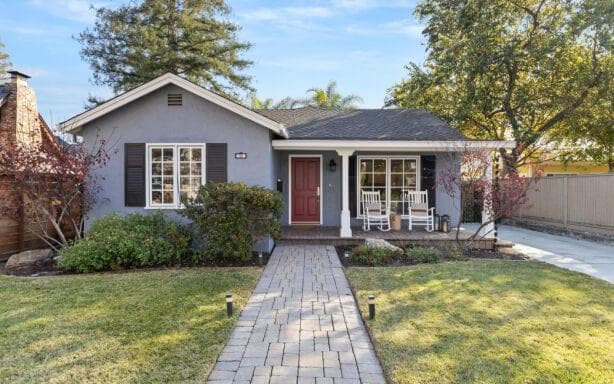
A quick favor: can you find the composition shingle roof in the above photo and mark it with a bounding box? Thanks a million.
[257,107,467,140]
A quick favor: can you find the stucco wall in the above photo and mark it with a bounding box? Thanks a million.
[80,84,275,224]
[275,150,342,226]
[274,151,461,228]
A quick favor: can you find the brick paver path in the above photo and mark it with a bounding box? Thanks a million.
[207,245,386,384]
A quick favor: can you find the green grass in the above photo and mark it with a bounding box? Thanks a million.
[0,268,261,383]
[346,261,614,384]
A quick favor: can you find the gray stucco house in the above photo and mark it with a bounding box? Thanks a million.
[60,73,511,250]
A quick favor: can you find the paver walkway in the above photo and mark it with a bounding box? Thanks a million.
[207,245,386,384]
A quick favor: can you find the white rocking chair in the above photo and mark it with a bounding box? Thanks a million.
[361,190,390,231]
[403,191,434,232]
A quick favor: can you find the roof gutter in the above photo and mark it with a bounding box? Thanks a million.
[271,139,515,151]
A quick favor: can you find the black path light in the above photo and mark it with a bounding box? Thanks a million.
[368,295,376,320]
[258,252,263,266]
[226,291,233,317]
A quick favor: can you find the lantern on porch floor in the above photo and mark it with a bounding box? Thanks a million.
[434,214,441,232]
[441,214,450,233]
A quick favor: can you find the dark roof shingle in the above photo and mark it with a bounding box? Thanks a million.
[257,107,466,141]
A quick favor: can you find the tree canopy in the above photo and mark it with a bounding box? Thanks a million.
[78,0,253,98]
[389,0,613,171]
[0,38,11,83]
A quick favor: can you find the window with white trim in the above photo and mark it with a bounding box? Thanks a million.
[358,156,420,216]
[147,144,205,208]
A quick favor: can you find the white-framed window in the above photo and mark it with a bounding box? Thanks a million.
[146,143,205,209]
[357,156,421,217]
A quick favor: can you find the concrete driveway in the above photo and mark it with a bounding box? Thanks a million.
[464,224,614,283]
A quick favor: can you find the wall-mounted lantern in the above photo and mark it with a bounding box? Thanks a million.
[329,158,337,172]
[234,152,248,159]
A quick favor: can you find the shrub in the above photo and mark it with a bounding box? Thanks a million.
[408,246,442,263]
[351,245,403,266]
[446,245,468,260]
[58,213,190,273]
[180,182,283,263]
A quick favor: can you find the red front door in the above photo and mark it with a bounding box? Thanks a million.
[291,157,321,223]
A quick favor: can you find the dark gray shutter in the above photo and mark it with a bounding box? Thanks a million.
[421,155,437,210]
[349,155,357,217]
[206,143,228,183]
[124,143,146,207]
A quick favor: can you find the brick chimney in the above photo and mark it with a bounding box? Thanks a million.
[0,70,44,147]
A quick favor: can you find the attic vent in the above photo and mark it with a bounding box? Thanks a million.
[167,93,183,106]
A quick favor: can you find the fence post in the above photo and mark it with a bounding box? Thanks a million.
[563,176,568,229]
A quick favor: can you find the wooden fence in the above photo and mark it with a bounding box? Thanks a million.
[0,175,44,260]
[0,175,79,260]
[514,174,614,235]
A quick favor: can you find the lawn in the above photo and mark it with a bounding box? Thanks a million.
[0,268,261,383]
[346,260,614,384]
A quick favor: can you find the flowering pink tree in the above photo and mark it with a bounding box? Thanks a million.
[0,136,111,251]
[438,148,539,249]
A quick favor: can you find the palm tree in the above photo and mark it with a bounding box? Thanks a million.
[248,81,363,110]
[302,81,363,109]
[249,94,275,109]
[249,94,302,109]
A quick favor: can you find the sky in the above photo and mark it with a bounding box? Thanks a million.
[0,0,427,127]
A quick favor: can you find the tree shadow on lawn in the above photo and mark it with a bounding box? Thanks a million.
[348,260,614,384]
[0,268,260,384]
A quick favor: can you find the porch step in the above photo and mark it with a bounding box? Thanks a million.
[496,240,514,249]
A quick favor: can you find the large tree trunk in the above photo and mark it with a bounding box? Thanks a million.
[499,148,520,175]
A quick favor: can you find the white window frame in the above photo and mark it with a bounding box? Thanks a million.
[356,155,421,218]
[145,143,206,209]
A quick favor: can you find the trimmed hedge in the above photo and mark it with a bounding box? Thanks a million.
[58,213,190,273]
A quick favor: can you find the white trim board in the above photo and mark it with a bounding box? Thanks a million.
[272,139,515,151]
[59,73,288,138]
[288,154,324,225]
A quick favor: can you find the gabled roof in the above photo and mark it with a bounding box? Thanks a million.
[59,73,288,138]
[257,107,467,141]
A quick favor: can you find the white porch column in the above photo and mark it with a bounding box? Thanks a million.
[479,153,495,238]
[337,149,355,238]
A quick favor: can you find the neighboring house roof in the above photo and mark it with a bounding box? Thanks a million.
[59,73,288,138]
[257,107,467,141]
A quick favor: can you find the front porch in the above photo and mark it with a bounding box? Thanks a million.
[279,225,495,248]
[272,140,508,241]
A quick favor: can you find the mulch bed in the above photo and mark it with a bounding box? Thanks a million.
[1,252,271,277]
[195,251,271,267]
[335,245,527,267]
